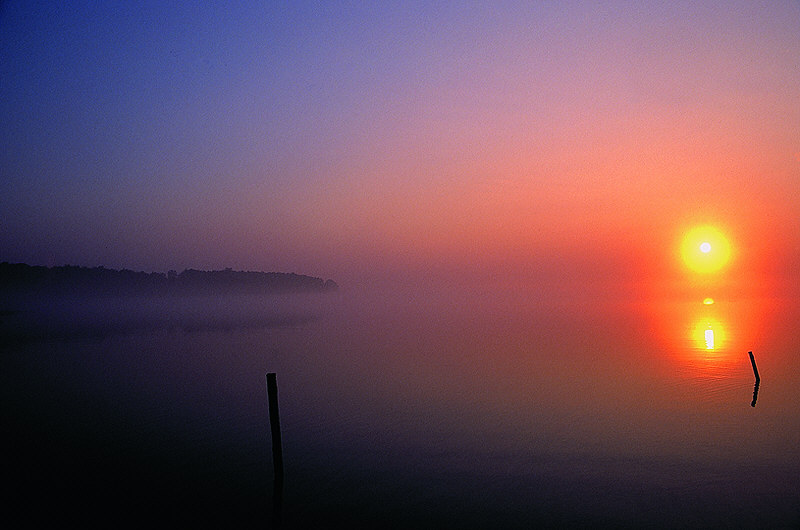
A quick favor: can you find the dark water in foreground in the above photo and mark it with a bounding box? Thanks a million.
[2,285,799,528]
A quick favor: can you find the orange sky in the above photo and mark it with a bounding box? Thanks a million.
[1,2,798,287]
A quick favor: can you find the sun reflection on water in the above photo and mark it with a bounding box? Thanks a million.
[692,317,726,352]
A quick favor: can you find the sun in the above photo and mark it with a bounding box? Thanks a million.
[681,226,732,273]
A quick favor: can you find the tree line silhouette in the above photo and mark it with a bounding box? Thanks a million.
[0,262,338,297]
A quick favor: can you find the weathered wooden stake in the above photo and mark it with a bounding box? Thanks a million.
[748,351,760,382]
[751,380,760,408]
[267,373,284,526]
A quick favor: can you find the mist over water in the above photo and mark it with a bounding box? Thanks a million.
[2,2,798,527]
[3,274,798,528]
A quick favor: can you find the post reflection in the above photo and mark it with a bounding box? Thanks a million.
[751,379,760,407]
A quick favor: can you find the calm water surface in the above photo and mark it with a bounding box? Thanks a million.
[3,283,799,528]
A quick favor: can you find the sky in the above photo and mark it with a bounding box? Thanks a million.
[2,1,799,287]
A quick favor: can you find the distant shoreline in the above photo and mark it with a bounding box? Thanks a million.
[0,262,338,297]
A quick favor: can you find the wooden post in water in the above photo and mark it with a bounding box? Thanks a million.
[266,373,284,526]
[748,351,761,408]
[748,351,760,382]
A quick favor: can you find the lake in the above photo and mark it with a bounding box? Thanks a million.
[2,281,798,528]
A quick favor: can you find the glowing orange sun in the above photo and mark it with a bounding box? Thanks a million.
[681,226,732,273]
